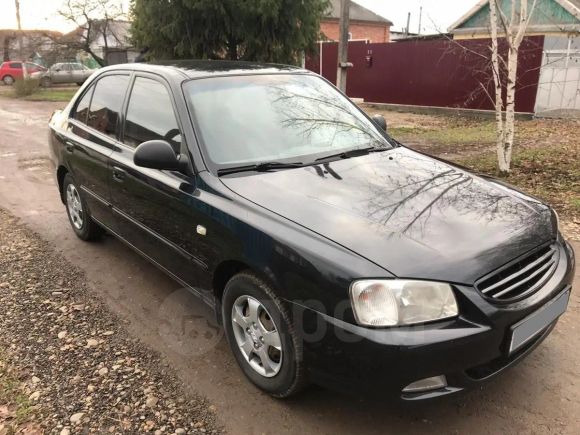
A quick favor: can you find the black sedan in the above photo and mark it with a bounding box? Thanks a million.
[48,61,575,400]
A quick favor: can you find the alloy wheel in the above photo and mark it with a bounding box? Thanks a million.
[66,184,84,230]
[231,295,283,378]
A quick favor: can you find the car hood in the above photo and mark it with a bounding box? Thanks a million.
[220,148,555,284]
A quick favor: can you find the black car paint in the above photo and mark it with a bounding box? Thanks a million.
[48,61,575,399]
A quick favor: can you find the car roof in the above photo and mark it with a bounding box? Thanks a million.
[99,60,310,81]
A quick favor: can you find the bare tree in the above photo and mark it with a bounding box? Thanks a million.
[488,0,537,174]
[57,0,125,67]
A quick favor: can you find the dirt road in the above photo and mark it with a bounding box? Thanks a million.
[0,97,578,434]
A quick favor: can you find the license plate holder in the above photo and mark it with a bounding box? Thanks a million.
[509,289,570,355]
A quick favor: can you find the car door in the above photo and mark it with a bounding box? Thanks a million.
[108,74,208,289]
[50,64,62,83]
[70,63,84,83]
[54,63,72,83]
[64,73,131,228]
[8,62,23,80]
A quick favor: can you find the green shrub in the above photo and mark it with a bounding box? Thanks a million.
[13,77,40,97]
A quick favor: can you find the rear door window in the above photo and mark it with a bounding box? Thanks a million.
[123,77,182,152]
[73,86,94,124]
[87,75,129,139]
[9,62,22,69]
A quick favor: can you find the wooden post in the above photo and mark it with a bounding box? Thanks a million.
[336,0,351,93]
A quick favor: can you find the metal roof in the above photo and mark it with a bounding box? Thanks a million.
[326,0,392,25]
[449,0,580,32]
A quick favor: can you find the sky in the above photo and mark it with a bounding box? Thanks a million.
[355,0,479,33]
[0,0,479,34]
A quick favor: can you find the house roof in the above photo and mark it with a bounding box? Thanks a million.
[326,0,393,25]
[448,0,580,32]
[0,29,62,39]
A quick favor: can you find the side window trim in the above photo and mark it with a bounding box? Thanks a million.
[71,84,95,125]
[88,72,132,142]
[120,72,185,153]
[69,72,132,143]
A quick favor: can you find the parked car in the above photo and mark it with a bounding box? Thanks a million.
[48,61,575,400]
[0,61,46,85]
[40,62,94,87]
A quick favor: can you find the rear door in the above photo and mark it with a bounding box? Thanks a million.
[108,73,208,289]
[54,63,72,83]
[70,63,85,83]
[64,73,130,227]
[8,62,23,79]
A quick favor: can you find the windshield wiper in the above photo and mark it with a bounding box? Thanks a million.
[314,145,388,163]
[217,161,304,176]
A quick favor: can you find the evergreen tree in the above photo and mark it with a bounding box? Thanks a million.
[130,0,330,64]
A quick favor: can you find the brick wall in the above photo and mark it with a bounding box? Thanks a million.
[320,19,390,43]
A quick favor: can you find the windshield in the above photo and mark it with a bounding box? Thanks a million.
[184,74,392,169]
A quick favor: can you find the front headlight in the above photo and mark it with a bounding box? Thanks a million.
[349,280,458,327]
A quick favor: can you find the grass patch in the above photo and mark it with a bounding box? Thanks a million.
[456,145,580,221]
[13,78,40,97]
[389,118,496,146]
[425,122,496,145]
[0,353,35,427]
[388,126,425,136]
[21,88,77,102]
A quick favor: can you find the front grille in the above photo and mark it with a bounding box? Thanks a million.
[475,243,559,302]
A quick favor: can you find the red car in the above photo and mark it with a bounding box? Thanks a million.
[0,61,46,85]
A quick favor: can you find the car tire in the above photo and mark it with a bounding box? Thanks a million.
[41,77,51,88]
[2,75,14,85]
[76,81,85,86]
[222,272,307,398]
[63,174,103,241]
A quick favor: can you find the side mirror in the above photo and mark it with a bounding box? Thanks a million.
[371,114,387,132]
[134,140,180,171]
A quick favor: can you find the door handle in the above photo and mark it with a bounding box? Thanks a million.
[112,166,127,182]
[64,141,74,153]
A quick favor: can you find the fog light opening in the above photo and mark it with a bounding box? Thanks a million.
[402,375,447,394]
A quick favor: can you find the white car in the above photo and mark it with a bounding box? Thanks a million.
[40,63,95,87]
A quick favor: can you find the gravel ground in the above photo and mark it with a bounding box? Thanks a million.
[0,208,223,435]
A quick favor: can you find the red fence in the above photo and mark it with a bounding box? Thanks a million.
[305,36,544,113]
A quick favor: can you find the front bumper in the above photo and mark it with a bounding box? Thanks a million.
[291,240,575,400]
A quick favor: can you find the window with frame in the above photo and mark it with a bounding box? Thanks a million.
[86,75,129,139]
[9,62,22,69]
[73,86,94,124]
[124,77,182,152]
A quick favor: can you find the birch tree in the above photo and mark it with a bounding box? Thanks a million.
[488,0,537,174]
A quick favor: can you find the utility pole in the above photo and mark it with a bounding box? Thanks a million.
[14,0,27,78]
[336,0,351,93]
[15,0,23,57]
